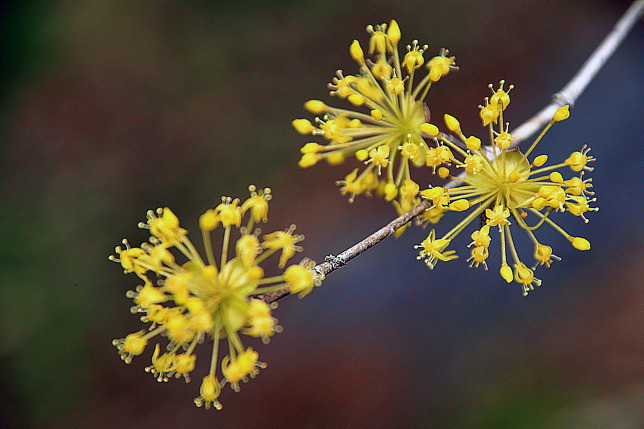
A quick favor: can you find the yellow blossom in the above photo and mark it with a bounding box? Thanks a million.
[565,145,595,172]
[469,226,491,248]
[113,331,148,364]
[263,225,304,268]
[114,243,146,275]
[427,49,457,81]
[514,263,541,295]
[402,40,426,73]
[337,168,363,202]
[131,283,167,309]
[147,207,185,243]
[479,104,498,126]
[486,206,511,228]
[215,197,241,228]
[111,186,321,409]
[147,344,176,382]
[533,243,559,268]
[468,246,489,268]
[247,299,271,319]
[415,230,458,269]
[236,234,260,267]
[563,175,593,196]
[139,243,174,272]
[244,300,279,342]
[463,153,484,173]
[413,83,595,294]
[241,185,271,224]
[494,131,513,150]
[174,353,196,381]
[221,348,262,393]
[199,209,219,231]
[294,20,457,211]
[195,375,222,410]
[367,145,390,171]
[350,39,365,65]
[465,136,481,151]
[284,263,317,297]
[399,179,420,201]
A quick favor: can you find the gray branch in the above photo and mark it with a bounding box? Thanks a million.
[511,0,643,144]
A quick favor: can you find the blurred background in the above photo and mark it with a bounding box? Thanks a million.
[0,0,642,428]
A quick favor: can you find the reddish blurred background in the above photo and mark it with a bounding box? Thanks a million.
[0,1,642,428]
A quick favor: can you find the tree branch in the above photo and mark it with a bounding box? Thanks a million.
[260,198,433,303]
[261,0,643,304]
[511,0,643,145]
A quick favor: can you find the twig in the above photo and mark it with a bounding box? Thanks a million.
[511,0,644,144]
[260,198,433,303]
[261,0,643,304]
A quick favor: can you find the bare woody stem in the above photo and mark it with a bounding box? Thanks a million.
[260,198,433,303]
[511,0,643,145]
[261,0,643,304]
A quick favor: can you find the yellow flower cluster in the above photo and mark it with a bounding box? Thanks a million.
[111,186,320,409]
[293,20,457,216]
[414,83,597,295]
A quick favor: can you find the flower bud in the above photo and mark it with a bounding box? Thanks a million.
[553,105,570,122]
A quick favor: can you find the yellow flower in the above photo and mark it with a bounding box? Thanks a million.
[147,207,185,243]
[195,375,222,410]
[215,197,241,228]
[485,205,511,227]
[284,263,317,298]
[294,20,457,210]
[111,186,320,409]
[513,263,540,293]
[236,234,260,267]
[243,299,283,343]
[174,353,196,381]
[414,83,596,295]
[241,185,271,225]
[533,243,559,268]
[147,344,176,382]
[221,348,262,392]
[468,245,490,268]
[469,225,491,248]
[367,145,390,172]
[112,331,147,364]
[263,225,304,268]
[414,230,458,269]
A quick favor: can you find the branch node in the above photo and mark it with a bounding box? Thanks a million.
[551,92,575,108]
[325,254,346,269]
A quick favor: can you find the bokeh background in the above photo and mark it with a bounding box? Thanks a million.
[0,0,642,428]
